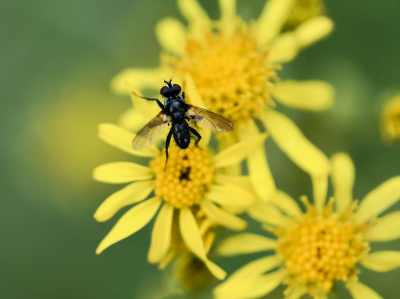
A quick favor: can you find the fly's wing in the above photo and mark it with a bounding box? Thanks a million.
[132,112,167,150]
[186,105,234,132]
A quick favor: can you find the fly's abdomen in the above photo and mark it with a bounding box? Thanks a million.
[172,122,191,149]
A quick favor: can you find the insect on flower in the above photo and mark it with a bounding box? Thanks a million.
[132,79,234,166]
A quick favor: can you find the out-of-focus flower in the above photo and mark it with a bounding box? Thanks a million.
[112,0,335,200]
[173,252,216,292]
[93,119,267,279]
[284,0,326,30]
[214,153,400,299]
[380,93,400,143]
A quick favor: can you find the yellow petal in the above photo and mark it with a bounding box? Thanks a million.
[354,176,400,224]
[314,293,328,299]
[93,162,153,184]
[214,174,254,192]
[364,211,400,242]
[263,109,330,176]
[268,32,299,63]
[201,200,247,231]
[347,281,383,299]
[219,0,236,35]
[240,120,276,202]
[156,18,186,56]
[271,80,334,111]
[361,251,400,272]
[94,180,155,222]
[110,67,168,95]
[312,175,328,212]
[179,207,226,280]
[218,233,276,256]
[98,123,158,158]
[213,133,268,168]
[127,84,161,120]
[331,152,355,213]
[248,147,276,202]
[205,185,257,208]
[295,16,334,49]
[118,108,146,132]
[285,288,307,299]
[248,201,288,226]
[148,203,174,264]
[218,134,242,176]
[242,270,286,299]
[177,0,210,33]
[96,197,161,254]
[229,255,282,281]
[257,0,294,45]
[271,190,302,218]
[214,269,285,299]
[184,74,211,147]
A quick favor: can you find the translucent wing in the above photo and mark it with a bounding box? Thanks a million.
[187,105,234,132]
[132,112,167,150]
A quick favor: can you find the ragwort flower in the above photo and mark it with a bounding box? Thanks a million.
[112,0,334,199]
[380,93,400,143]
[93,122,266,279]
[214,153,400,298]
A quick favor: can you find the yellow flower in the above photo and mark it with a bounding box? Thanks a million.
[111,0,334,201]
[214,153,400,298]
[93,122,267,280]
[380,93,400,143]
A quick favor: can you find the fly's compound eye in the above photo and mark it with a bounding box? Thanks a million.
[160,86,169,96]
[173,84,181,94]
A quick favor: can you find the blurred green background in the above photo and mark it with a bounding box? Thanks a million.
[1,0,399,298]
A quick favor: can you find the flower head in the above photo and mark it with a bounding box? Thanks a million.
[111,0,335,200]
[93,122,266,279]
[380,93,400,143]
[214,153,400,298]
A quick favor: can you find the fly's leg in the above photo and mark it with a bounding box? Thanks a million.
[189,127,202,146]
[164,129,173,171]
[131,91,165,110]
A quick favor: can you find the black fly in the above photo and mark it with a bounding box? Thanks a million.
[132,79,234,167]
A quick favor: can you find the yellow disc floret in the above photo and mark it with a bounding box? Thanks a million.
[150,147,214,208]
[276,198,369,296]
[166,20,276,123]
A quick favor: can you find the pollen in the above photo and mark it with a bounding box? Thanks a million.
[150,147,214,208]
[166,20,276,124]
[276,199,369,295]
[380,94,400,143]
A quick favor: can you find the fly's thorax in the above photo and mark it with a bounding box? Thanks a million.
[168,99,187,120]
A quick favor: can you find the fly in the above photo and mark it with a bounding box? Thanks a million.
[132,79,234,167]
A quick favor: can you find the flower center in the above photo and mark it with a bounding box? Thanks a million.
[166,21,276,123]
[277,205,368,294]
[150,147,214,208]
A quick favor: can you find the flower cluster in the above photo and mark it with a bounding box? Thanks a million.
[93,0,400,298]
